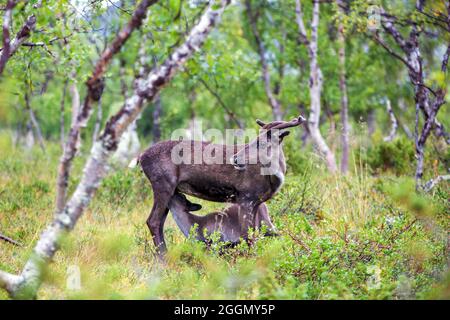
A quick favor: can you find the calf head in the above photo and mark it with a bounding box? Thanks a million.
[170,193,202,212]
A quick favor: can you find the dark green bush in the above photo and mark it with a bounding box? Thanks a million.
[358,136,415,175]
[95,168,149,209]
[283,138,318,175]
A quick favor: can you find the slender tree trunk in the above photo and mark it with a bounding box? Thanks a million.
[306,1,337,172]
[294,0,337,172]
[383,98,397,142]
[0,1,36,76]
[324,99,337,152]
[24,91,46,153]
[408,27,432,188]
[28,107,46,153]
[92,95,103,141]
[113,59,142,166]
[298,103,310,147]
[245,0,282,121]
[56,82,81,213]
[337,0,350,173]
[367,108,376,136]
[25,121,34,150]
[152,94,162,143]
[69,83,80,128]
[60,80,68,148]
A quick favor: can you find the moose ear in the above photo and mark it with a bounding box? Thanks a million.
[188,203,202,212]
[279,131,290,141]
[297,115,306,124]
[185,199,202,211]
[256,119,266,127]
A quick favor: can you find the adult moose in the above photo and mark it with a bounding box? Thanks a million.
[139,116,305,256]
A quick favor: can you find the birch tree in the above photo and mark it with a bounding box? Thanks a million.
[295,0,338,173]
[0,1,37,76]
[0,0,230,299]
[245,0,283,121]
[336,0,350,174]
[373,1,450,189]
[55,0,158,214]
[383,99,398,142]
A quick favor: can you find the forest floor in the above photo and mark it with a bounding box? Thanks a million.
[0,132,449,300]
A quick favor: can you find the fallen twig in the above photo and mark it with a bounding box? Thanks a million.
[0,233,22,247]
[423,175,450,192]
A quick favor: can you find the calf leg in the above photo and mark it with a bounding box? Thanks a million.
[168,193,201,239]
[255,203,278,237]
[237,203,258,238]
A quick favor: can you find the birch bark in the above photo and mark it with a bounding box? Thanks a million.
[295,0,337,172]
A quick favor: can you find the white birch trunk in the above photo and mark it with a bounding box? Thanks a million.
[306,1,337,173]
[383,99,398,142]
[337,0,349,174]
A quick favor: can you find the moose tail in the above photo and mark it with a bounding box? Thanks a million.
[128,154,141,169]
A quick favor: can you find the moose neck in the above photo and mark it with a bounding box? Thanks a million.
[269,144,286,192]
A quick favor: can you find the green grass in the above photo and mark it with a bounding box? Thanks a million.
[0,131,448,300]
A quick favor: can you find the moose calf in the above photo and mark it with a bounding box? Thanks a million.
[168,193,277,243]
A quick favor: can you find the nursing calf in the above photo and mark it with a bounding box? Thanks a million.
[168,193,277,243]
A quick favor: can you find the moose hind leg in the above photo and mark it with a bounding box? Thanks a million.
[146,189,173,258]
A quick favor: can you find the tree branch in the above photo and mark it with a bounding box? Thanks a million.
[245,0,282,121]
[0,232,22,246]
[423,175,450,192]
[0,270,21,295]
[294,0,309,45]
[0,0,16,75]
[380,9,408,52]
[0,1,36,75]
[197,77,243,128]
[441,43,450,73]
[372,33,414,71]
[54,0,158,214]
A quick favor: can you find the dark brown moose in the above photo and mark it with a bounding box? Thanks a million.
[138,116,305,256]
